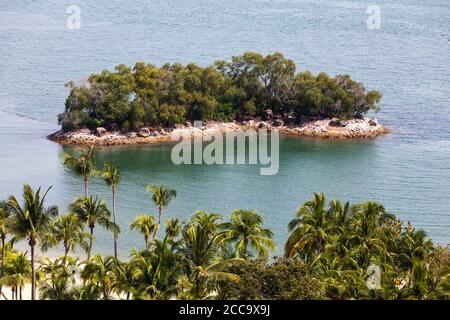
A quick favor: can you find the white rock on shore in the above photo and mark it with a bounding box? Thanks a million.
[48,118,389,146]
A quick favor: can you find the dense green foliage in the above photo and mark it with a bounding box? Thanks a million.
[1,190,448,300]
[59,52,382,131]
[0,147,448,300]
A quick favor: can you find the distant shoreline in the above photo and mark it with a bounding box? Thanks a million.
[48,117,389,146]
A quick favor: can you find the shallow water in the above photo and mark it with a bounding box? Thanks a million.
[0,0,449,256]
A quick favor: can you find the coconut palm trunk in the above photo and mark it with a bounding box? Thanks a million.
[63,240,70,264]
[153,206,163,238]
[0,235,5,296]
[88,225,94,260]
[157,206,163,225]
[101,163,121,259]
[112,185,118,259]
[29,236,36,300]
[84,175,89,198]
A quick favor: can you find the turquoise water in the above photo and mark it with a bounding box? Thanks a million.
[0,1,449,256]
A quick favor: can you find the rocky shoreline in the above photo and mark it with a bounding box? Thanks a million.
[47,118,389,146]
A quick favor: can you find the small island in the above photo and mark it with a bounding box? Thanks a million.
[49,52,389,145]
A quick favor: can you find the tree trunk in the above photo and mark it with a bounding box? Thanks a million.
[30,238,36,300]
[195,274,200,299]
[84,175,89,198]
[243,238,248,258]
[0,235,5,296]
[158,206,162,225]
[144,234,148,250]
[103,284,108,300]
[19,286,22,300]
[88,225,94,260]
[64,240,69,256]
[126,291,130,300]
[153,206,163,239]
[112,185,118,259]
[11,287,14,300]
[63,242,69,264]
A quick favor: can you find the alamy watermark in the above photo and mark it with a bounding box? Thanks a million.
[170,121,279,175]
[66,5,81,30]
[366,5,381,30]
[366,264,382,289]
[64,5,380,31]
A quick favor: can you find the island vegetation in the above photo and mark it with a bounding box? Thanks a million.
[58,52,382,132]
[0,147,448,300]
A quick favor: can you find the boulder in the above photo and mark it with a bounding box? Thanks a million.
[109,123,119,131]
[126,132,137,138]
[273,118,284,127]
[174,123,185,129]
[96,127,107,137]
[265,109,273,120]
[328,118,343,127]
[286,115,295,124]
[258,121,269,129]
[79,128,92,135]
[137,127,151,137]
[368,118,378,126]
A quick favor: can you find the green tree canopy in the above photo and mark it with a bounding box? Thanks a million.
[59,52,382,132]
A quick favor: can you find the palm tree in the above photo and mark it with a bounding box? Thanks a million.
[192,211,223,233]
[102,162,122,259]
[130,237,184,299]
[329,200,351,231]
[396,224,434,270]
[181,213,241,299]
[38,257,79,300]
[80,255,119,300]
[130,215,158,249]
[41,213,90,259]
[219,209,276,258]
[112,260,137,300]
[0,200,12,296]
[165,218,182,240]
[0,252,32,300]
[63,146,96,197]
[348,201,394,268]
[146,185,176,238]
[78,282,102,300]
[284,193,333,259]
[7,185,58,300]
[325,200,352,258]
[69,196,118,260]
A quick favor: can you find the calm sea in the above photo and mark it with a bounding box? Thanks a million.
[0,0,449,256]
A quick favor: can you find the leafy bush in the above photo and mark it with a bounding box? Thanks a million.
[218,258,324,300]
